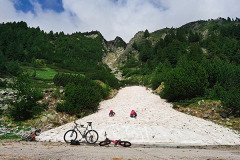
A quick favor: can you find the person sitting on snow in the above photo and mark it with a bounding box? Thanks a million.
[109,110,115,117]
[130,110,137,118]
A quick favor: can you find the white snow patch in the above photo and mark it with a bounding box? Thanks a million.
[37,86,240,145]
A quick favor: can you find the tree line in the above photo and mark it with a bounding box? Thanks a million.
[0,21,119,90]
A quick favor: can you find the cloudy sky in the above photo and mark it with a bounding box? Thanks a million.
[0,0,240,42]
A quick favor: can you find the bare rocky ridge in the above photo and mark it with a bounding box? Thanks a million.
[102,31,144,80]
[102,46,124,80]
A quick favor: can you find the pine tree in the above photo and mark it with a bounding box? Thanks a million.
[144,29,150,38]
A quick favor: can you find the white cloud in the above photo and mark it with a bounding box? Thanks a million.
[0,0,19,22]
[0,0,78,34]
[0,0,240,42]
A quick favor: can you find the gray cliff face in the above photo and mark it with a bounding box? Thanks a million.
[118,31,144,65]
[102,37,125,80]
[102,31,144,80]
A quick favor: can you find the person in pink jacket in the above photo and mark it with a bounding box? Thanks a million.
[109,110,115,117]
[130,110,137,118]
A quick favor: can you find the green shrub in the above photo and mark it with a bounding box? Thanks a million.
[0,109,3,115]
[31,70,36,77]
[121,78,140,86]
[56,102,65,113]
[142,75,152,86]
[151,60,172,90]
[221,88,240,117]
[203,58,240,116]
[6,61,22,76]
[151,74,162,90]
[205,83,225,99]
[53,73,85,87]
[56,83,101,115]
[56,76,105,115]
[9,74,45,121]
[10,99,46,121]
[86,70,120,89]
[56,101,81,115]
[0,79,7,88]
[161,63,208,101]
[52,88,61,99]
[101,84,111,98]
[0,53,7,75]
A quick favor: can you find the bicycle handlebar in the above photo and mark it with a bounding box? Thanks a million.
[74,121,79,126]
[74,121,85,128]
[74,121,93,128]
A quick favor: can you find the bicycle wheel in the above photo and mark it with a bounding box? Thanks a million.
[99,140,111,146]
[85,130,99,144]
[64,130,77,143]
[120,141,131,147]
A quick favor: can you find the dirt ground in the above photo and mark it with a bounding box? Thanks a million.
[1,140,240,160]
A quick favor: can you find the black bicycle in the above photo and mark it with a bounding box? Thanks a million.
[64,121,99,144]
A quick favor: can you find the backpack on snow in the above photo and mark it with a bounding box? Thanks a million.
[70,140,80,145]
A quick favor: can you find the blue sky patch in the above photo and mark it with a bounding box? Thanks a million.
[13,0,34,13]
[13,0,64,13]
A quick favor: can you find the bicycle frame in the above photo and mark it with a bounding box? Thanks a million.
[64,121,98,144]
[99,132,131,147]
[105,138,121,145]
[22,129,41,141]
[72,121,92,140]
[102,132,122,145]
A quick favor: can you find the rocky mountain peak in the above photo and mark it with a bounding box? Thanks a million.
[102,31,144,80]
[108,36,127,49]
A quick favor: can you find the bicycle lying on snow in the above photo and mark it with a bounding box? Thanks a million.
[22,129,41,141]
[64,121,99,144]
[99,132,131,147]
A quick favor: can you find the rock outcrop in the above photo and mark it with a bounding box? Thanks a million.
[103,31,144,80]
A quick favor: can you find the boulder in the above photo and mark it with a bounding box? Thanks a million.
[220,112,228,118]
[41,116,48,123]
[8,92,15,96]
[226,122,233,126]
[37,100,43,104]
[0,98,4,102]
[59,89,64,94]
[1,91,7,95]
[17,129,25,136]
[47,114,56,120]
[203,114,210,119]
[1,104,8,110]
